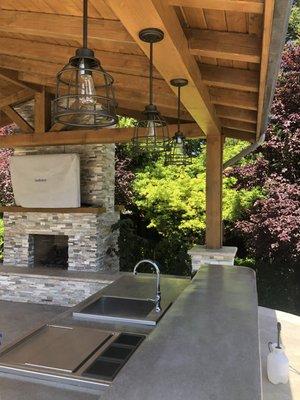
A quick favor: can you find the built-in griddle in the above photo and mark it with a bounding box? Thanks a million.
[0,325,112,373]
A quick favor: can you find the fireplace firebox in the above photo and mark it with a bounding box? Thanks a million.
[30,234,68,269]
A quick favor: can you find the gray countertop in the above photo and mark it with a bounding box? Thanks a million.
[99,265,261,400]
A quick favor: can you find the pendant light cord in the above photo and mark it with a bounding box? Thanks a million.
[83,0,88,48]
[177,86,181,134]
[149,42,153,106]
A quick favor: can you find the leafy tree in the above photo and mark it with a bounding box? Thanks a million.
[287,2,300,42]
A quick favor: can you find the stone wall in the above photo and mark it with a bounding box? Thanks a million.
[3,211,119,272]
[0,273,109,307]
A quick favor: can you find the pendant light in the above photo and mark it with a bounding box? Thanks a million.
[53,0,117,128]
[132,28,169,154]
[165,79,193,166]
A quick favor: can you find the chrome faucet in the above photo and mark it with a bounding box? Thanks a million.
[133,259,162,312]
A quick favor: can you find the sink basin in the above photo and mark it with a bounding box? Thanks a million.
[73,295,172,325]
[82,296,155,318]
[73,296,158,325]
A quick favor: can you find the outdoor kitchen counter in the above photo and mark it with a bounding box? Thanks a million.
[100,265,261,400]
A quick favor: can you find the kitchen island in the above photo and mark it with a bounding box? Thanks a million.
[0,265,261,400]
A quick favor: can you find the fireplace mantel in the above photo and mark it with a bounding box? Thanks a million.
[0,206,106,214]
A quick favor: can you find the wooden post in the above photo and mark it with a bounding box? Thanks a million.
[34,87,52,133]
[205,133,223,249]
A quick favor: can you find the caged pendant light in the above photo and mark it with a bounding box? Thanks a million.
[132,28,169,154]
[165,79,194,166]
[52,0,117,128]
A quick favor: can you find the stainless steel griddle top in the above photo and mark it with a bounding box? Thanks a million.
[0,325,111,373]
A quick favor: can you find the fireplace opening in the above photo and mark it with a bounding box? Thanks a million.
[30,234,68,269]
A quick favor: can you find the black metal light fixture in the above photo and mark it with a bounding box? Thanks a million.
[132,28,169,154]
[165,78,193,166]
[53,0,117,128]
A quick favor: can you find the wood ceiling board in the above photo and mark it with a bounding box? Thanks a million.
[0,38,158,78]
[180,7,207,28]
[209,87,258,110]
[168,1,264,14]
[106,0,221,136]
[222,127,256,142]
[187,29,261,63]
[0,10,134,44]
[215,105,257,123]
[0,0,114,19]
[219,117,256,132]
[17,69,173,97]
[199,64,259,92]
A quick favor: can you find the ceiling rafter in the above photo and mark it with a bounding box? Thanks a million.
[1,105,33,133]
[187,29,261,63]
[200,65,259,92]
[0,67,41,92]
[0,89,33,109]
[105,0,221,136]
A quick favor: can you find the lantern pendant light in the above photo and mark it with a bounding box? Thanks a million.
[53,0,117,128]
[165,79,193,166]
[132,28,169,154]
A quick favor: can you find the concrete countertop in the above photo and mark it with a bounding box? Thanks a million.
[99,265,261,400]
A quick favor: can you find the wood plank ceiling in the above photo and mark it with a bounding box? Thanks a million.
[0,0,274,142]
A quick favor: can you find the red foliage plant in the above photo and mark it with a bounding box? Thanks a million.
[230,44,300,263]
[0,125,15,205]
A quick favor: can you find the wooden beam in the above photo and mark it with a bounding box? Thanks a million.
[0,111,13,128]
[187,29,261,63]
[1,106,33,133]
[105,0,221,136]
[0,123,203,148]
[0,67,41,92]
[200,64,259,92]
[209,88,258,110]
[220,118,256,133]
[222,127,256,142]
[168,0,264,14]
[215,105,257,123]
[0,89,33,109]
[0,206,106,214]
[256,0,275,137]
[34,88,52,133]
[206,134,223,249]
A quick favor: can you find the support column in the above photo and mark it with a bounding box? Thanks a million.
[34,87,52,133]
[205,133,223,249]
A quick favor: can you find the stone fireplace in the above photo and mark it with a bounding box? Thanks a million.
[3,144,119,272]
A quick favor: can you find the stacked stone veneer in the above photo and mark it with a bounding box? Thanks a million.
[0,273,110,307]
[3,144,119,272]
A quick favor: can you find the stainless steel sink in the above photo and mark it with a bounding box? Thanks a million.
[73,295,170,325]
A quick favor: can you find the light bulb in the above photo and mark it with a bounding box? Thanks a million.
[147,120,156,137]
[78,60,97,106]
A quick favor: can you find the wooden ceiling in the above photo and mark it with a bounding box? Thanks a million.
[0,0,277,143]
